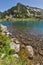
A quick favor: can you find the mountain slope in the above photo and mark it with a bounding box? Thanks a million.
[0,3,43,19]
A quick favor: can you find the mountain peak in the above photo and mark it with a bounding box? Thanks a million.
[17,2,22,6]
[17,2,25,7]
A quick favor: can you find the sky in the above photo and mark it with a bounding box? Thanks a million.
[0,0,43,12]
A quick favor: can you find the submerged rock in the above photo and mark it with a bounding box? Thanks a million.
[39,49,43,56]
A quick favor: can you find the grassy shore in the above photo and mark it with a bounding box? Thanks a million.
[0,17,43,22]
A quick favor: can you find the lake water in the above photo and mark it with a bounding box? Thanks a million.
[0,20,43,35]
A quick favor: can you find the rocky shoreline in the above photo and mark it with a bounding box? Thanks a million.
[8,25,43,65]
[0,24,43,65]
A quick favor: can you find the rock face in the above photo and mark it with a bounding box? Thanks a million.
[26,46,34,57]
[10,42,20,52]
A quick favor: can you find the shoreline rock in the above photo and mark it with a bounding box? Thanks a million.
[10,42,20,53]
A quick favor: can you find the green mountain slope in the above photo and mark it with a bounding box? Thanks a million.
[0,3,43,19]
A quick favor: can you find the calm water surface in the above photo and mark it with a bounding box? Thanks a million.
[0,20,43,35]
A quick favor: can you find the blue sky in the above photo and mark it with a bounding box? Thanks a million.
[0,0,43,12]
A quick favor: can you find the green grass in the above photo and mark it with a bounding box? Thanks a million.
[0,55,24,65]
[0,25,24,65]
[0,17,43,22]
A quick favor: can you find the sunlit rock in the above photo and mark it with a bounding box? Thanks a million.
[1,53,5,58]
[11,37,20,44]
[26,45,34,57]
[10,42,20,52]
[36,63,40,65]
[1,24,8,32]
[12,54,19,58]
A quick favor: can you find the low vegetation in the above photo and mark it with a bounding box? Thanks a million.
[0,25,24,65]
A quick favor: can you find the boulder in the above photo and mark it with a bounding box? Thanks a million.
[26,45,34,57]
[10,42,20,52]
[0,24,10,36]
